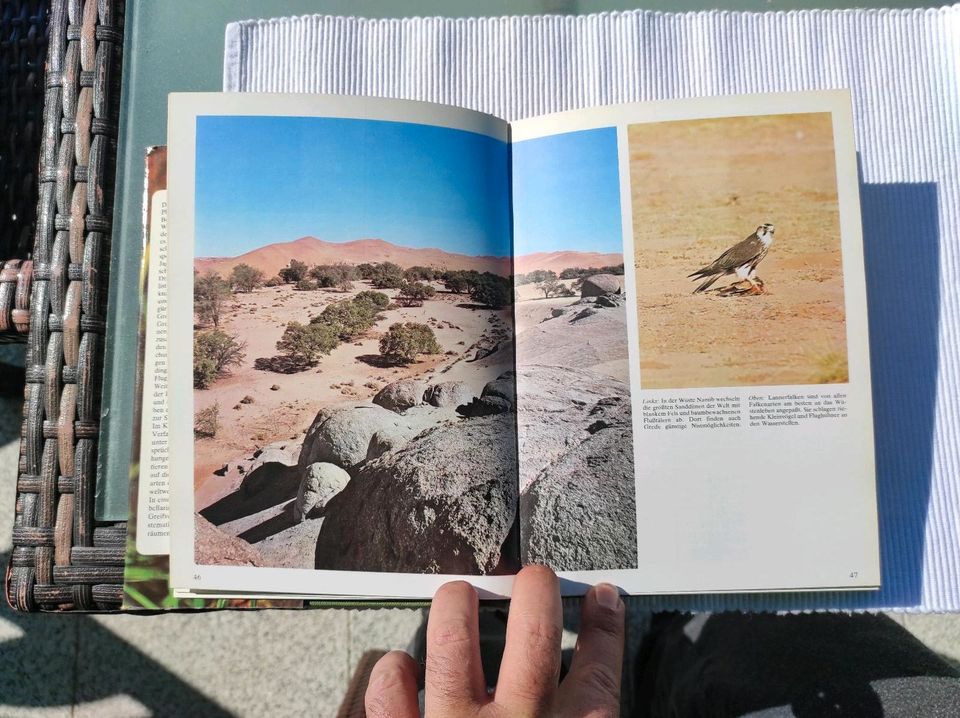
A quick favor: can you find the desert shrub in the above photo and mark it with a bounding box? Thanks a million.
[194,273,231,327]
[356,262,377,280]
[537,277,574,299]
[230,263,265,293]
[397,281,436,306]
[470,273,513,308]
[442,269,482,294]
[265,275,283,287]
[279,259,309,283]
[194,403,220,438]
[194,329,246,389]
[311,299,377,341]
[517,269,556,286]
[404,265,436,282]
[353,290,389,310]
[276,321,339,368]
[309,263,357,289]
[379,322,442,365]
[369,261,405,289]
[558,264,626,281]
[295,278,317,291]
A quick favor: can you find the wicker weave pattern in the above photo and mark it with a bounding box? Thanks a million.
[7,0,125,612]
[0,1,48,342]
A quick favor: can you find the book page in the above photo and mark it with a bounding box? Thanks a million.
[166,93,519,598]
[511,91,880,595]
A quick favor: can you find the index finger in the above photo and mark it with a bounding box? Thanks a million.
[425,580,488,714]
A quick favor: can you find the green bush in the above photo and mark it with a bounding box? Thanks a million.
[194,403,220,439]
[311,299,377,341]
[516,269,556,286]
[397,281,436,306]
[230,263,265,293]
[441,269,476,294]
[309,263,357,289]
[295,278,317,291]
[537,277,574,299]
[353,290,390,310]
[404,265,436,282]
[276,321,339,367]
[279,259,309,283]
[194,273,231,327]
[379,322,442,365]
[265,275,284,287]
[470,273,513,308]
[369,262,405,289]
[194,330,246,388]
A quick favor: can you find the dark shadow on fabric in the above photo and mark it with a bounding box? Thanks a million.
[859,177,940,608]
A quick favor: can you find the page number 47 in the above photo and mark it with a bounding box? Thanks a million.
[849,570,859,578]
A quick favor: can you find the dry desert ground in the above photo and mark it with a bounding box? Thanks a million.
[629,112,849,390]
[193,280,512,494]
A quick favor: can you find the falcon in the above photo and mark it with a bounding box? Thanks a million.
[688,223,775,294]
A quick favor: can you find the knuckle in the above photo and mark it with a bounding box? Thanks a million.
[585,609,624,641]
[572,661,621,702]
[518,613,564,649]
[430,615,476,648]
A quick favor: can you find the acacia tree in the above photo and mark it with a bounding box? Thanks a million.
[379,322,442,365]
[470,273,513,308]
[194,273,231,327]
[230,263,265,293]
[194,330,246,388]
[537,277,573,299]
[279,259,309,283]
[276,321,339,368]
[397,281,436,307]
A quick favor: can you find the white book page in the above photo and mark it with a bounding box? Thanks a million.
[166,93,520,599]
[511,90,879,596]
[135,189,172,555]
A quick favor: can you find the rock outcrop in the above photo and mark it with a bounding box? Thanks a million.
[514,302,630,383]
[294,462,351,522]
[516,365,638,571]
[373,379,426,413]
[195,514,264,567]
[423,380,473,408]
[580,274,622,297]
[456,371,516,417]
[299,403,431,471]
[314,414,520,575]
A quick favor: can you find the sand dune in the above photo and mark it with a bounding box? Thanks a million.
[196,237,512,278]
[514,251,623,276]
[195,236,623,280]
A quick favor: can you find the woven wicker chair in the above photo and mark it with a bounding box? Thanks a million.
[0,1,48,342]
[5,0,126,612]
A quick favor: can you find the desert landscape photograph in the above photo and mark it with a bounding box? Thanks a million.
[629,112,850,390]
[191,114,521,576]
[511,127,638,571]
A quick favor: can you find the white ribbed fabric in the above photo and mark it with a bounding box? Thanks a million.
[223,8,960,612]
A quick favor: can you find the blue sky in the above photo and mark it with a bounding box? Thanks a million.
[194,116,511,258]
[511,127,623,255]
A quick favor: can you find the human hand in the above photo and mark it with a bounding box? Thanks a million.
[365,565,625,717]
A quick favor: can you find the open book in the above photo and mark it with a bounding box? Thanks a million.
[126,89,878,603]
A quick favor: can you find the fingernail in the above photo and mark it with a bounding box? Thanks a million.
[595,583,621,610]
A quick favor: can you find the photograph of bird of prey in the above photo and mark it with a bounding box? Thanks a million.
[628,111,849,389]
[687,223,775,295]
